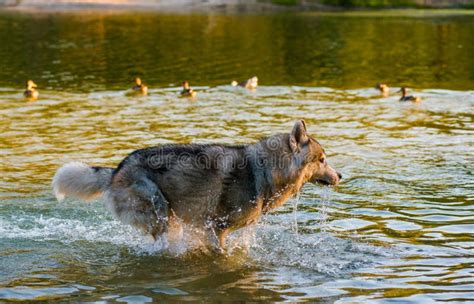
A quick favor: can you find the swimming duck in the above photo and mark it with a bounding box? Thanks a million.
[231,76,258,90]
[24,80,39,100]
[132,77,148,95]
[398,87,421,102]
[376,83,389,96]
[180,81,197,98]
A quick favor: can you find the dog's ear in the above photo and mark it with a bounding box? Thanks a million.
[289,120,308,153]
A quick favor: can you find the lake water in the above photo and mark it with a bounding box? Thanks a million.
[0,9,473,303]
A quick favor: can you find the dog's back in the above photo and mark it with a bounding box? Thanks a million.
[110,144,254,222]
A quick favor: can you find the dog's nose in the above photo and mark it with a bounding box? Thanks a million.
[337,172,342,180]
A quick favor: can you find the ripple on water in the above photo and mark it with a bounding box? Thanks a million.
[0,286,81,301]
[0,86,473,302]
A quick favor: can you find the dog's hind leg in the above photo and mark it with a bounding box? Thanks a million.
[129,177,170,241]
[107,174,169,242]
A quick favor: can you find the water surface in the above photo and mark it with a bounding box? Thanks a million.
[1,10,474,90]
[0,10,474,303]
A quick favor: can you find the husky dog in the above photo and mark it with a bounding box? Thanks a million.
[53,120,341,252]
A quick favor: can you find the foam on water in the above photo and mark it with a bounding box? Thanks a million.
[0,194,390,277]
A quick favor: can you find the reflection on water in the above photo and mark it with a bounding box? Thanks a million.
[0,9,474,303]
[0,11,474,91]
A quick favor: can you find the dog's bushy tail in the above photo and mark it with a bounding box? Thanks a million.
[52,162,114,202]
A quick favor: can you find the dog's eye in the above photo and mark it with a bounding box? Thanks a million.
[319,156,326,164]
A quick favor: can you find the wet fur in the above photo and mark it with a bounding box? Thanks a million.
[52,121,340,252]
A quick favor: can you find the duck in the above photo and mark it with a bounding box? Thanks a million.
[375,83,389,96]
[398,87,421,102]
[24,80,39,100]
[180,81,197,98]
[231,76,258,90]
[132,77,148,95]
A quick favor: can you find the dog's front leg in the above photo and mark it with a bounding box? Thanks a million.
[205,224,222,254]
[204,221,227,255]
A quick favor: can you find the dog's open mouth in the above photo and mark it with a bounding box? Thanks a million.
[314,179,332,186]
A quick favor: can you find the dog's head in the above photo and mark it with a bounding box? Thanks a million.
[289,120,341,186]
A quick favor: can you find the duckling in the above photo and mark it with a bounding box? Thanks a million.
[398,87,421,102]
[180,81,197,98]
[376,83,390,96]
[132,77,148,95]
[231,76,258,90]
[24,80,39,100]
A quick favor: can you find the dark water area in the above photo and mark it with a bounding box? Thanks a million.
[0,9,473,303]
[0,10,474,91]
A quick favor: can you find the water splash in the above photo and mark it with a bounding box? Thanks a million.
[247,223,390,276]
[292,192,300,236]
[0,198,390,277]
[318,188,332,232]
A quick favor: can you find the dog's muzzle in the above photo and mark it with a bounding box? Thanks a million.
[310,166,341,186]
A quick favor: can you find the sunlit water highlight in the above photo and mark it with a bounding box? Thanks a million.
[1,85,473,302]
[1,7,474,302]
